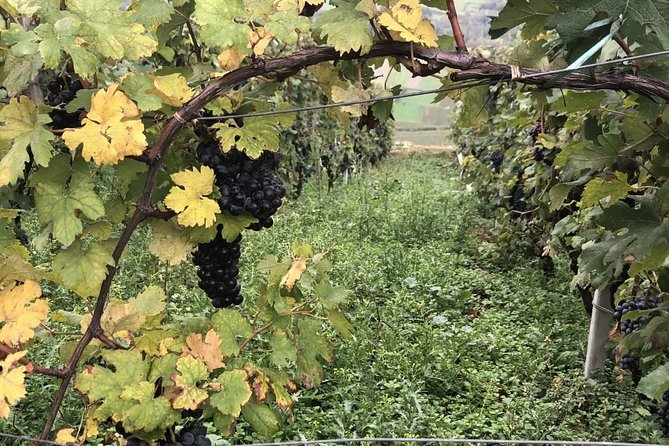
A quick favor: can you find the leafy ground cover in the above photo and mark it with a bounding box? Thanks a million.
[1,152,663,444]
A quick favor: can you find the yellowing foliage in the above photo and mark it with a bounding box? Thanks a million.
[0,280,48,346]
[164,166,220,227]
[378,0,438,47]
[62,84,147,165]
[0,351,27,419]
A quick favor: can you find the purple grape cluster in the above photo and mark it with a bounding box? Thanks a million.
[197,139,286,230]
[192,230,243,308]
[613,294,661,335]
[162,425,211,446]
[657,391,669,436]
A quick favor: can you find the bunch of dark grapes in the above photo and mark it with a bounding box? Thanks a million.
[486,150,504,173]
[619,354,642,383]
[529,121,541,142]
[613,294,661,335]
[45,75,84,130]
[657,391,669,436]
[161,425,211,446]
[197,139,286,231]
[192,230,243,308]
[509,181,527,212]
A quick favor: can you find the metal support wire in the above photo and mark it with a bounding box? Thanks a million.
[193,81,492,122]
[241,438,666,446]
[592,301,615,315]
[0,431,67,445]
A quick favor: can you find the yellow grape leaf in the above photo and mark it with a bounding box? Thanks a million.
[218,47,245,71]
[147,74,196,108]
[184,329,225,372]
[62,83,147,165]
[250,27,273,56]
[280,257,307,292]
[170,356,209,410]
[0,351,27,419]
[330,85,371,117]
[149,220,195,266]
[54,428,81,444]
[389,0,421,29]
[378,1,438,47]
[0,280,47,346]
[164,166,220,228]
[81,298,143,342]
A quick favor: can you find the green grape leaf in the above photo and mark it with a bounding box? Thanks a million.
[2,24,39,56]
[489,0,559,39]
[314,281,349,309]
[548,184,572,212]
[241,399,280,436]
[120,73,164,112]
[149,220,195,266]
[128,285,166,319]
[295,318,332,387]
[269,330,297,367]
[0,96,54,186]
[315,4,373,55]
[52,240,115,297]
[456,86,491,128]
[74,350,151,418]
[327,309,353,340]
[34,172,105,247]
[580,172,632,208]
[556,134,622,170]
[213,113,295,159]
[210,369,252,417]
[193,0,250,51]
[1,52,42,96]
[120,382,179,432]
[638,363,669,401]
[170,356,209,410]
[211,309,253,357]
[264,11,309,45]
[148,353,180,383]
[137,330,180,357]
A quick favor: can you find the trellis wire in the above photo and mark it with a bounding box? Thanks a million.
[592,302,615,315]
[193,81,493,122]
[0,433,667,446]
[0,431,67,445]
[193,49,669,122]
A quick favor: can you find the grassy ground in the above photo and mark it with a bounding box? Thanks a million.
[1,153,663,444]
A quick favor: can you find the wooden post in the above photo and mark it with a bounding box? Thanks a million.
[584,286,612,378]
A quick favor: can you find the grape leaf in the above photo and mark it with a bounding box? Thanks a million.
[581,172,632,208]
[193,0,250,51]
[210,369,252,417]
[149,220,195,265]
[280,257,307,292]
[638,363,669,401]
[1,52,42,96]
[0,280,47,346]
[0,252,42,286]
[147,73,196,108]
[211,309,253,357]
[0,351,27,419]
[269,330,297,367]
[295,318,332,387]
[378,1,438,47]
[52,240,115,297]
[164,166,220,228]
[264,368,296,410]
[327,309,353,340]
[243,363,271,403]
[121,73,164,112]
[170,356,209,410]
[315,281,349,309]
[38,0,157,78]
[184,329,226,372]
[213,112,295,159]
[315,3,373,55]
[80,298,143,343]
[0,96,54,186]
[34,172,105,247]
[241,399,280,436]
[331,85,371,117]
[489,0,559,39]
[62,83,147,165]
[120,381,178,432]
[128,286,166,320]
